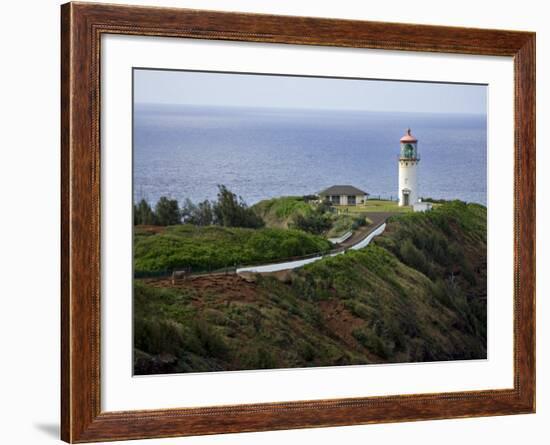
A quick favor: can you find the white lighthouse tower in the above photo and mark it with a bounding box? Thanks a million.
[398,128,420,206]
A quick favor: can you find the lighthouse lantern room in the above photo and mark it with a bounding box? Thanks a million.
[398,128,420,207]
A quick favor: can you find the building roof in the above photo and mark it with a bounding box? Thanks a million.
[400,128,418,143]
[319,185,369,196]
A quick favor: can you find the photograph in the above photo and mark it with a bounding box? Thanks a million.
[51,2,537,441]
[132,68,488,375]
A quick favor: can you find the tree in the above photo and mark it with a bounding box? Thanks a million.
[180,198,197,224]
[154,196,181,226]
[182,198,214,226]
[195,200,214,226]
[212,185,264,228]
[134,199,156,225]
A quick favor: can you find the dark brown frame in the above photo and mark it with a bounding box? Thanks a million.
[61,2,536,442]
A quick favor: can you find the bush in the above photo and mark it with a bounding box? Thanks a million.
[301,194,318,203]
[398,239,433,278]
[420,197,447,204]
[352,327,389,359]
[134,318,185,356]
[238,346,277,369]
[291,211,331,235]
[193,320,229,359]
[351,215,368,230]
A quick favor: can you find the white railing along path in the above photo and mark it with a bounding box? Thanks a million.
[236,223,386,274]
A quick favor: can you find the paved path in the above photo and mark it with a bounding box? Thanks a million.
[338,212,394,249]
[237,212,394,274]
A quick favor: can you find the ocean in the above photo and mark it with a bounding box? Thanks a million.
[133,104,487,207]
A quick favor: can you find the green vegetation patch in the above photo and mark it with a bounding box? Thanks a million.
[134,224,331,273]
[252,196,313,228]
[254,196,373,238]
[340,199,411,213]
[133,201,487,374]
[326,214,371,238]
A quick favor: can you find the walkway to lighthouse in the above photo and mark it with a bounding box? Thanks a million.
[336,212,393,249]
[236,212,394,274]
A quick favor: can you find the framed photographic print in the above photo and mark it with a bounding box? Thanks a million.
[61,2,535,442]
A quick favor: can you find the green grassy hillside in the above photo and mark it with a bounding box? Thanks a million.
[252,196,313,229]
[339,199,411,213]
[252,196,371,237]
[134,224,332,274]
[134,201,487,374]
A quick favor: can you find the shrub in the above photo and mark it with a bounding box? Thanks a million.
[301,194,318,203]
[291,212,331,235]
[351,215,368,230]
[193,320,229,359]
[298,340,316,362]
[134,318,185,356]
[239,346,278,369]
[352,327,389,359]
[345,301,372,319]
[398,239,433,278]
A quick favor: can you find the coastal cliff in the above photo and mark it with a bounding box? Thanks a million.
[134,201,487,374]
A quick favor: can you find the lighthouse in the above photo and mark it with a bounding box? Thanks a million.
[398,128,420,206]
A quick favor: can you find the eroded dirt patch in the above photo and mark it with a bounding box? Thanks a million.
[141,274,260,304]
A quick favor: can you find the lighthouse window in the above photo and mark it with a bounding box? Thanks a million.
[403,143,414,158]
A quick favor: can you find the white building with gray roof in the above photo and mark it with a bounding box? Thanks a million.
[318,185,369,206]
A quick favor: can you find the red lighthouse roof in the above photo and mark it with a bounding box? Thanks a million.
[400,128,418,143]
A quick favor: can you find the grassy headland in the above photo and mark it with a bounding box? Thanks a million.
[252,196,372,237]
[252,196,313,229]
[339,199,411,213]
[134,201,487,374]
[134,224,331,274]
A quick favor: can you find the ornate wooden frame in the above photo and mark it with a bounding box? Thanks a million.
[61,2,536,442]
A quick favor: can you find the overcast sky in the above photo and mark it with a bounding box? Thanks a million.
[134,69,487,115]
